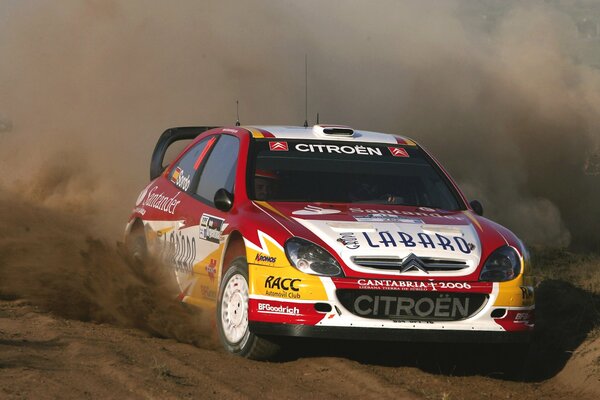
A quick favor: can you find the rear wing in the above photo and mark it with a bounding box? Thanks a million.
[150,126,218,180]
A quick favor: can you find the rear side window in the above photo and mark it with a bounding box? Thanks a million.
[168,137,215,191]
[195,135,240,204]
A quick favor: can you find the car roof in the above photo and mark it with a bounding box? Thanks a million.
[243,125,417,146]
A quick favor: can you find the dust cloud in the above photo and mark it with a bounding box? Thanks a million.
[0,0,599,251]
[0,188,213,347]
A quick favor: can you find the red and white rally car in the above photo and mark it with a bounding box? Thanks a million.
[125,124,534,359]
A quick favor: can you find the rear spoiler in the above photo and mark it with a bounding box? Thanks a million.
[150,126,218,180]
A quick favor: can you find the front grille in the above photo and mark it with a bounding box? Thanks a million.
[337,289,487,321]
[351,256,469,272]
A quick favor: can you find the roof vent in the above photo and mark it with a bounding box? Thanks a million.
[313,124,355,137]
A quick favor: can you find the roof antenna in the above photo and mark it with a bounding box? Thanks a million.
[316,112,319,124]
[303,54,309,128]
[235,100,241,126]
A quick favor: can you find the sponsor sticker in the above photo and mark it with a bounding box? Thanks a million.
[337,233,360,249]
[349,207,465,222]
[171,167,181,184]
[257,302,300,315]
[361,231,472,254]
[292,205,341,215]
[199,214,225,243]
[351,293,473,320]
[264,276,301,299]
[358,279,434,291]
[158,230,196,274]
[356,279,474,291]
[353,214,423,223]
[493,310,534,330]
[520,286,534,300]
[250,264,327,301]
[143,186,181,214]
[514,311,532,322]
[205,259,217,282]
[388,147,409,157]
[255,253,277,264]
[269,141,289,151]
[295,143,382,156]
[171,167,191,191]
[265,276,300,291]
[200,285,217,299]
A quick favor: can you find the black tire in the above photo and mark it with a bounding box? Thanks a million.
[216,257,280,360]
[125,226,153,283]
[127,227,148,264]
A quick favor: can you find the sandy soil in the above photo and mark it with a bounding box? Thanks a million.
[1,298,595,400]
[0,190,599,400]
[555,334,600,399]
[0,299,417,400]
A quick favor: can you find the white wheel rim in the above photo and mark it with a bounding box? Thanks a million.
[220,273,249,344]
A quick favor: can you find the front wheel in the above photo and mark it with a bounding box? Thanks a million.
[216,257,279,360]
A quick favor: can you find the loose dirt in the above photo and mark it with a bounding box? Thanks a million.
[1,190,599,399]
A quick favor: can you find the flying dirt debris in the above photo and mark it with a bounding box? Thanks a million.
[0,188,214,348]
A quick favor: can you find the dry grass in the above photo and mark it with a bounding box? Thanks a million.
[530,247,600,295]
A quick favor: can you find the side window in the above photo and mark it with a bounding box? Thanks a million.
[168,137,215,191]
[195,135,240,204]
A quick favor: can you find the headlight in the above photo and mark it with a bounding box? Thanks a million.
[285,237,343,277]
[479,246,521,282]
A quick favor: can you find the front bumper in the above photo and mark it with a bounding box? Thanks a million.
[248,263,535,338]
[249,321,533,343]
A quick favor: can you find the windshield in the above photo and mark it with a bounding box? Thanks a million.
[248,139,464,210]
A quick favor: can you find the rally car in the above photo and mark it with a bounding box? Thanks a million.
[125,124,535,359]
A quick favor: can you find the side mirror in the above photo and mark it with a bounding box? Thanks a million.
[469,200,483,216]
[214,188,234,212]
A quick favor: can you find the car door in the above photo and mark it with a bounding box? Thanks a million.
[177,134,240,306]
[159,136,218,297]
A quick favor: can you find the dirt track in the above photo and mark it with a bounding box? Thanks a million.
[0,298,595,400]
[0,299,413,400]
[0,190,599,399]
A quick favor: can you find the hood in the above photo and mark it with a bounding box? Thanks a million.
[256,202,509,279]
